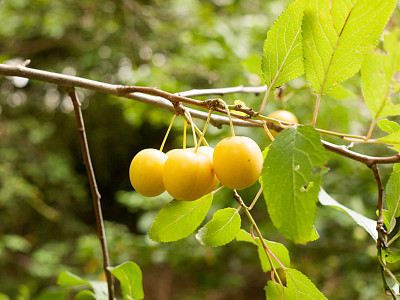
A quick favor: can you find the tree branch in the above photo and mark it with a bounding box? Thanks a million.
[370,164,387,247]
[1,63,400,166]
[321,141,400,166]
[176,85,269,97]
[68,88,115,300]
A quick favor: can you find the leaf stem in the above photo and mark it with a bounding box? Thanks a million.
[258,85,273,115]
[365,118,377,141]
[311,93,322,126]
[233,191,286,290]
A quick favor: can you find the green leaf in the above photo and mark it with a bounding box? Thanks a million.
[57,271,89,287]
[319,189,378,240]
[285,268,327,299]
[149,193,213,242]
[108,262,144,300]
[326,84,356,100]
[299,226,320,244]
[196,207,241,247]
[242,53,262,78]
[75,291,96,300]
[261,0,306,89]
[85,282,108,300]
[265,281,289,299]
[303,0,396,95]
[262,126,327,242]
[236,229,290,271]
[378,209,396,233]
[385,164,400,232]
[382,249,400,264]
[361,31,400,119]
[57,271,107,300]
[377,119,400,153]
[0,293,10,300]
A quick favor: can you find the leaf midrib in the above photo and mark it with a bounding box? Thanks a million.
[318,0,356,97]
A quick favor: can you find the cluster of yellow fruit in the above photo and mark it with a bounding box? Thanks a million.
[129,136,263,201]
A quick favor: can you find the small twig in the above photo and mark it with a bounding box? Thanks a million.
[176,85,269,97]
[67,88,115,300]
[370,164,387,248]
[321,141,400,166]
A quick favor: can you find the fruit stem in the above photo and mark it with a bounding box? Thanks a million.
[183,119,187,149]
[218,99,235,137]
[160,113,178,152]
[194,109,213,153]
[262,121,275,141]
[185,110,198,147]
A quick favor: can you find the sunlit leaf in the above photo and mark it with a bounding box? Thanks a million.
[265,281,289,299]
[262,126,327,242]
[236,229,290,271]
[149,194,213,242]
[75,290,96,300]
[108,262,144,300]
[242,53,262,78]
[285,268,327,299]
[303,0,396,95]
[385,164,400,233]
[378,209,396,233]
[262,0,306,89]
[361,31,400,119]
[382,248,400,264]
[57,271,108,300]
[57,271,89,287]
[196,207,241,247]
[377,119,400,153]
[319,189,377,240]
[326,84,356,100]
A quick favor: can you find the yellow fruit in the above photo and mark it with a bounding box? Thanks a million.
[188,146,220,192]
[129,149,168,197]
[267,110,298,137]
[213,136,263,190]
[163,149,215,201]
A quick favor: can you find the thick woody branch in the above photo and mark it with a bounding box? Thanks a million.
[1,63,400,166]
[68,88,115,300]
[0,63,260,128]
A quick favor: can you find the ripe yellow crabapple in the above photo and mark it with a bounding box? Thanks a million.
[163,148,215,201]
[213,136,263,190]
[267,110,298,137]
[188,146,220,193]
[129,149,168,197]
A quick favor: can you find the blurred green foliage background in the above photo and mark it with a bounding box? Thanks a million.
[1,0,400,299]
